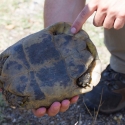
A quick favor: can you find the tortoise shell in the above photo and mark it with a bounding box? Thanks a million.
[0,22,101,109]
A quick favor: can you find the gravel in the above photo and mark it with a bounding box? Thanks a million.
[1,94,125,125]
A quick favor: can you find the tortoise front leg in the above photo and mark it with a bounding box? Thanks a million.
[77,73,91,88]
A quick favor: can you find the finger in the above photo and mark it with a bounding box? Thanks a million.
[71,3,97,34]
[103,15,115,29]
[114,18,125,30]
[70,95,79,104]
[60,100,70,112]
[47,102,61,116]
[93,10,106,27]
[32,108,46,117]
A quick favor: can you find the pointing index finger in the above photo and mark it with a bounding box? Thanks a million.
[71,3,97,34]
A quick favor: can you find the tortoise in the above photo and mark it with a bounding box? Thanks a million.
[0,22,101,109]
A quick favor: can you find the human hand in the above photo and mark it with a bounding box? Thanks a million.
[32,95,79,117]
[71,0,125,33]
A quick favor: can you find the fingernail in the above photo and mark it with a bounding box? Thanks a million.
[71,27,76,34]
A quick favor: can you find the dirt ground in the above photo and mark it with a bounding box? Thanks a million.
[0,0,125,125]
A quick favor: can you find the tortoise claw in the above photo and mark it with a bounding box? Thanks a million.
[77,73,91,88]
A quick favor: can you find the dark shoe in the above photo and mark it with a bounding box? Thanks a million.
[84,65,125,114]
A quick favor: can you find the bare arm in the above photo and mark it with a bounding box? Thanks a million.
[44,0,85,27]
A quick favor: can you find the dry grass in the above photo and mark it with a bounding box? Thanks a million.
[0,0,44,52]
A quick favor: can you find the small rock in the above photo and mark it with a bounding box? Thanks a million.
[50,121,54,125]
[12,118,16,123]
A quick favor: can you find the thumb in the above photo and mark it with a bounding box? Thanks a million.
[71,3,97,34]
